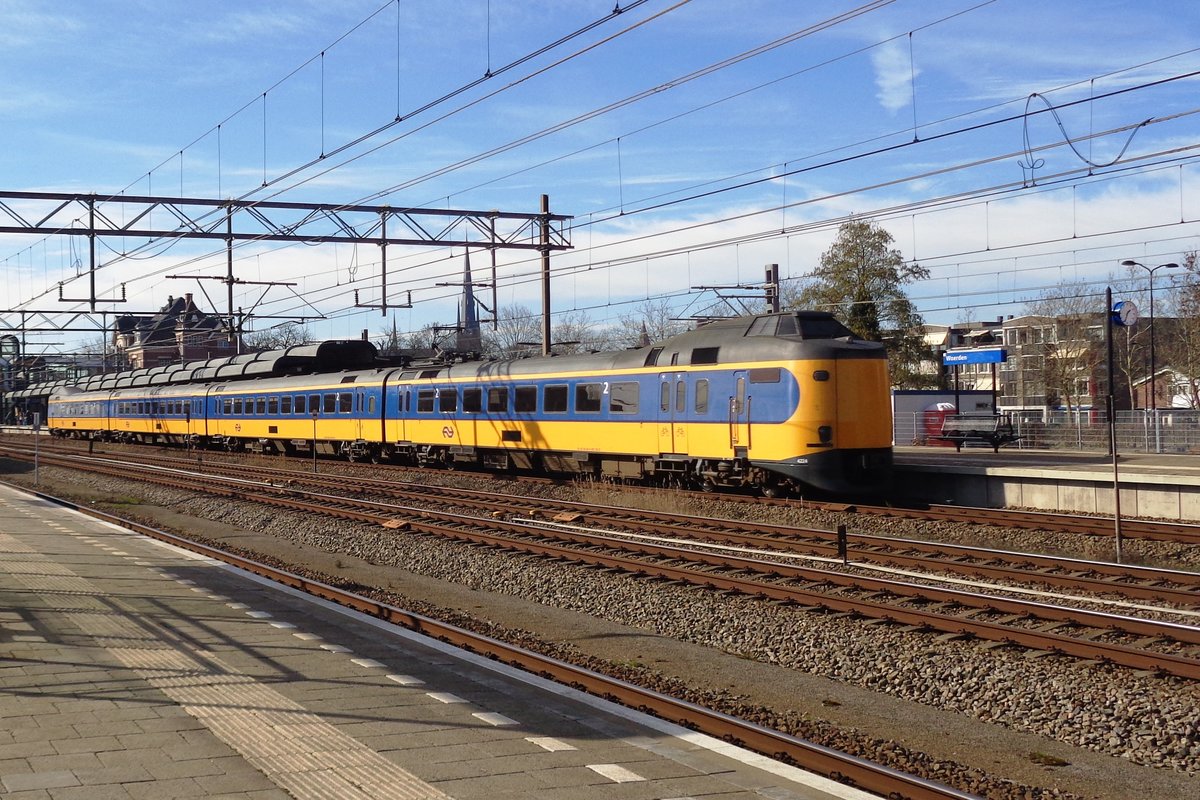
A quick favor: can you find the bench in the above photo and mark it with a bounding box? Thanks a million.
[937,413,1019,452]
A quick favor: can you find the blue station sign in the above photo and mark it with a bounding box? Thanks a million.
[943,347,1007,365]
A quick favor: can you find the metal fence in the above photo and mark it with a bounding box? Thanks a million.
[896,409,1200,454]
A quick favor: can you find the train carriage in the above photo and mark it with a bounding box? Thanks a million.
[206,371,388,457]
[46,387,109,438]
[378,311,892,493]
[44,311,893,496]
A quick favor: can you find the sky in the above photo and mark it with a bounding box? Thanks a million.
[2,0,1200,356]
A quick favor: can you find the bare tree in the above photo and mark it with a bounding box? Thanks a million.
[484,305,541,357]
[243,323,317,351]
[1161,250,1200,407]
[1023,283,1107,411]
[375,318,406,357]
[551,309,613,354]
[614,298,688,349]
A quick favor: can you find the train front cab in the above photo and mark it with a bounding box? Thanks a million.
[750,348,893,495]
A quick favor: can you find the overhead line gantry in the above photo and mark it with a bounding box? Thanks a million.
[0,190,571,350]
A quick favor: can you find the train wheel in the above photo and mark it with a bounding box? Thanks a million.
[761,481,788,499]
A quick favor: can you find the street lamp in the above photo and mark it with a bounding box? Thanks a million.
[1120,260,1181,410]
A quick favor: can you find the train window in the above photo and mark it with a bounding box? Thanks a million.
[439,388,457,413]
[660,382,670,413]
[735,377,746,414]
[281,396,292,414]
[367,396,377,415]
[400,371,416,380]
[311,394,322,414]
[515,386,537,413]
[462,388,482,413]
[544,385,568,413]
[796,315,854,339]
[575,383,603,413]
[417,389,436,412]
[233,398,243,414]
[268,397,279,414]
[256,398,267,415]
[691,347,720,365]
[294,395,306,414]
[487,387,508,412]
[340,376,357,384]
[420,369,441,379]
[746,316,777,337]
[338,393,352,413]
[323,394,336,414]
[775,315,798,336]
[609,382,638,414]
[643,347,662,367]
[694,379,709,414]
[405,391,411,413]
[676,380,686,413]
[750,368,780,383]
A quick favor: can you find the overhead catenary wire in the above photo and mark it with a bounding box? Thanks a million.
[7,3,1200,349]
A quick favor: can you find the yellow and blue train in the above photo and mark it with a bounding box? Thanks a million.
[47,311,894,495]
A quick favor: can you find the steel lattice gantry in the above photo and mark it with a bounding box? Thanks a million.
[0,191,572,339]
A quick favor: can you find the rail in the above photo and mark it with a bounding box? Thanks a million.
[5,478,975,800]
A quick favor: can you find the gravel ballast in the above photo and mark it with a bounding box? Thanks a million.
[6,460,1198,800]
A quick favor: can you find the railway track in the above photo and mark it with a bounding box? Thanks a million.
[13,434,1200,546]
[8,445,1200,680]
[7,483,975,800]
[9,442,1198,609]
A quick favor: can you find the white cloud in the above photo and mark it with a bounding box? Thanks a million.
[870,38,917,114]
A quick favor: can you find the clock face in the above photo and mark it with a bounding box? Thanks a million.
[1113,300,1139,327]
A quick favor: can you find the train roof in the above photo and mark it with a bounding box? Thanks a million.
[22,339,380,399]
[437,311,882,380]
[33,311,885,399]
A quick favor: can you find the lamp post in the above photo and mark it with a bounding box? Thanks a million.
[1122,260,1181,454]
[1120,260,1181,410]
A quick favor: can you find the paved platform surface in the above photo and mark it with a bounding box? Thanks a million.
[0,483,873,800]
[896,445,1200,485]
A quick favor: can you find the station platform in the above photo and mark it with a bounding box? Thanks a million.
[894,446,1200,520]
[0,482,872,800]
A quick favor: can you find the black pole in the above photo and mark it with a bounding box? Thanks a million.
[1106,287,1124,563]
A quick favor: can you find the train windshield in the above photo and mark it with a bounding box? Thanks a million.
[748,313,857,340]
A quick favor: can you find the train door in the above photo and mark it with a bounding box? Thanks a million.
[398,388,408,442]
[728,371,749,456]
[657,373,688,454]
[355,388,368,441]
